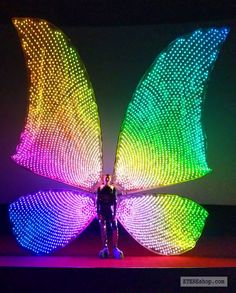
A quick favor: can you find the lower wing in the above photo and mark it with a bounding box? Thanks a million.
[9,190,96,254]
[116,193,208,255]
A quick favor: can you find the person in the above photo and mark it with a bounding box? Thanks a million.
[96,174,124,259]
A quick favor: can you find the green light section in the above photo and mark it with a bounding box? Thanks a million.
[117,193,209,255]
[114,28,229,192]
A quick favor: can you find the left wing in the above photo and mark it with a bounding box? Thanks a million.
[9,190,96,254]
[116,193,208,255]
[12,18,103,191]
[114,27,229,192]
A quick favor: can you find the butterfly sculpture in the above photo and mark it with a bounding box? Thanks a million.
[9,17,229,255]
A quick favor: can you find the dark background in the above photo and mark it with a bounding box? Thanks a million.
[0,1,236,205]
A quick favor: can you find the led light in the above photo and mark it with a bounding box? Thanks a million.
[117,193,208,255]
[114,28,229,192]
[9,20,229,255]
[9,190,96,254]
[12,18,103,190]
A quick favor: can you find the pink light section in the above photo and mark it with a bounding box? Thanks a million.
[12,18,103,191]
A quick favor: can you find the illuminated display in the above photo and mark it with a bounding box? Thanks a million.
[114,28,228,192]
[12,18,103,191]
[117,194,208,255]
[9,190,96,254]
[9,18,229,255]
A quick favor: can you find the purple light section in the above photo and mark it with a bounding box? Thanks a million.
[9,190,96,254]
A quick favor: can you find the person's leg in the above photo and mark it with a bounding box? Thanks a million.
[98,217,109,258]
[111,219,118,248]
[111,219,124,259]
[99,217,108,248]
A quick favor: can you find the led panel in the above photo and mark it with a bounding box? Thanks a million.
[117,193,208,255]
[9,190,96,254]
[12,18,103,190]
[114,28,229,192]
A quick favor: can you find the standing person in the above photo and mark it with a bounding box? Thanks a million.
[97,174,124,259]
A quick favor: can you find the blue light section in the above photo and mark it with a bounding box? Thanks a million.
[9,190,96,254]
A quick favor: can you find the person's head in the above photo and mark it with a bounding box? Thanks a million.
[103,174,112,185]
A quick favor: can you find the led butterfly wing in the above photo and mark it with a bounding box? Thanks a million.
[12,18,102,191]
[114,28,229,192]
[117,193,208,255]
[9,190,96,254]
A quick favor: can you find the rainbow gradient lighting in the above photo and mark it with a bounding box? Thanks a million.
[12,18,103,191]
[9,18,229,255]
[114,28,229,192]
[117,194,208,255]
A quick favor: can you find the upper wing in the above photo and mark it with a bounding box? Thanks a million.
[116,193,208,255]
[114,28,229,192]
[9,190,96,254]
[12,18,102,191]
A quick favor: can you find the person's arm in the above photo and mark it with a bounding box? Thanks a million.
[113,187,117,220]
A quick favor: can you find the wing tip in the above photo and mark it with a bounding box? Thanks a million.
[219,26,230,34]
[11,17,51,28]
[12,17,30,25]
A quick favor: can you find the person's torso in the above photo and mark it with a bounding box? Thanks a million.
[98,185,116,206]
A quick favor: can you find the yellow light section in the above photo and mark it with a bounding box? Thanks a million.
[117,193,208,255]
[12,18,103,190]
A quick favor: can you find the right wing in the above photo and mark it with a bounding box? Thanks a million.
[113,28,229,192]
[12,18,103,191]
[9,190,96,254]
[117,193,208,255]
